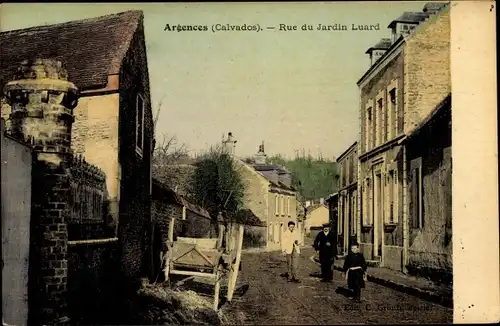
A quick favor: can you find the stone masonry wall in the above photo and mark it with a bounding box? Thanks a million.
[4,58,79,324]
[116,17,154,281]
[403,8,451,135]
[236,159,269,222]
[71,94,121,235]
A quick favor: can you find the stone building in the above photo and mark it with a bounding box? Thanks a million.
[1,10,155,280]
[401,94,452,283]
[304,199,329,230]
[356,2,450,272]
[235,142,299,249]
[336,141,358,255]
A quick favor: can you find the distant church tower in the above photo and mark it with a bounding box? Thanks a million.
[254,141,267,164]
[222,132,237,155]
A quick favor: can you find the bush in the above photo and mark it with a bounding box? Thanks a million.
[242,227,266,249]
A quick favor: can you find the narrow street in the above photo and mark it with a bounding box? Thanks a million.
[222,246,452,325]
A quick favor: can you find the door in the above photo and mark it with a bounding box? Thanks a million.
[374,171,383,258]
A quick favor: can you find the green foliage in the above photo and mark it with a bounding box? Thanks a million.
[190,145,246,219]
[267,153,339,201]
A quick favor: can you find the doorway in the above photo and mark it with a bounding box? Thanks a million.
[374,171,383,258]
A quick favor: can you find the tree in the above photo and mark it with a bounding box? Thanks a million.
[152,133,191,166]
[189,144,246,221]
[267,152,339,200]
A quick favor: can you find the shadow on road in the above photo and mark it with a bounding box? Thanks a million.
[174,277,251,310]
[335,286,354,298]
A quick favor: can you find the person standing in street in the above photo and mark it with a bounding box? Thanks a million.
[313,223,337,282]
[281,221,301,283]
[342,242,367,303]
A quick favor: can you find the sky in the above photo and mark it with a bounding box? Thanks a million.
[0,2,425,160]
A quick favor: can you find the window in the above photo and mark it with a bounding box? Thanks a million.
[393,169,399,223]
[377,98,384,146]
[136,94,145,155]
[411,159,423,229]
[415,167,423,228]
[287,196,291,216]
[363,178,372,226]
[366,106,373,151]
[385,170,398,224]
[337,200,343,234]
[341,162,345,187]
[388,88,397,140]
[275,194,279,215]
[346,158,350,186]
[359,185,364,225]
[280,195,285,215]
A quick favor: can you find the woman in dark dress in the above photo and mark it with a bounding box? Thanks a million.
[342,242,367,302]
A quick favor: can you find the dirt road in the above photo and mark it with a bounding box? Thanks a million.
[221,247,452,325]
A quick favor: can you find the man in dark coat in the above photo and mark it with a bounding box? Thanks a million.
[313,223,337,282]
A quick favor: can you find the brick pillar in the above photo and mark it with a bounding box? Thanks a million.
[4,59,78,325]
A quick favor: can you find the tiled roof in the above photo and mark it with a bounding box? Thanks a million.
[247,162,294,191]
[324,193,338,203]
[252,164,288,173]
[0,10,143,92]
[152,178,210,219]
[387,12,429,28]
[306,203,328,215]
[365,38,392,54]
[234,209,266,227]
[423,2,449,13]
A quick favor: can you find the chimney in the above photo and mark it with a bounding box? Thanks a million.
[254,141,267,164]
[305,200,311,208]
[4,59,78,324]
[222,132,237,155]
[320,198,325,205]
[423,2,447,14]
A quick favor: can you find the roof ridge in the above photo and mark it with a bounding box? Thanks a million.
[109,13,142,75]
[0,10,143,35]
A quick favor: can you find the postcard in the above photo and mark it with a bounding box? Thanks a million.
[0,1,497,325]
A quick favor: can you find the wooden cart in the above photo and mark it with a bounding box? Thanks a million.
[161,218,244,310]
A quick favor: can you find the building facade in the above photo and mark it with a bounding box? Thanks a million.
[402,94,452,283]
[0,11,155,280]
[356,2,450,271]
[304,201,329,229]
[336,142,358,255]
[235,142,299,249]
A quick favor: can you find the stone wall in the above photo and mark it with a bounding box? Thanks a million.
[67,243,118,324]
[383,245,404,271]
[359,50,404,155]
[1,120,32,326]
[406,100,452,282]
[403,8,451,135]
[116,18,154,281]
[70,94,121,235]
[3,58,79,324]
[235,159,269,222]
